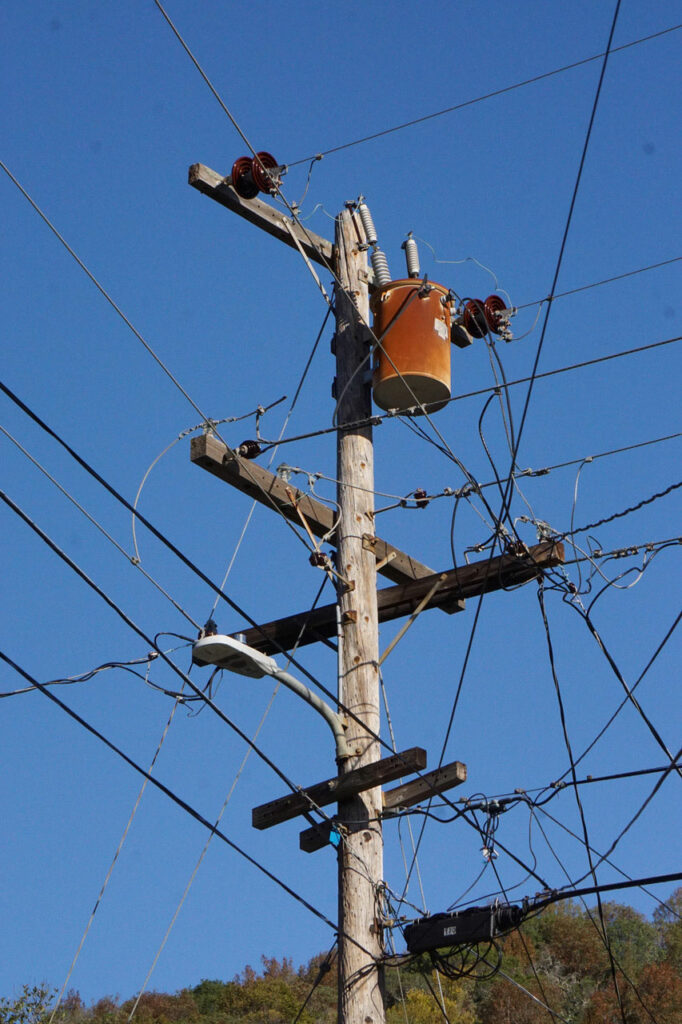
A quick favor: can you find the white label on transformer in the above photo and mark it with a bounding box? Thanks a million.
[434,318,448,341]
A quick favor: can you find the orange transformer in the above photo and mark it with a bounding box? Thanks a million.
[371,279,453,414]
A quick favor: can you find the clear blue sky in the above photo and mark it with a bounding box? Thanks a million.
[1,0,680,1006]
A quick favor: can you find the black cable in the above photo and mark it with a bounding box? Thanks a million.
[0,487,338,827]
[550,605,682,784]
[532,802,681,921]
[288,24,682,165]
[260,335,682,451]
[496,0,623,534]
[568,480,682,536]
[291,942,337,1024]
[571,743,682,887]
[517,255,682,310]
[0,648,359,949]
[565,603,682,780]
[534,872,682,912]
[537,581,627,1023]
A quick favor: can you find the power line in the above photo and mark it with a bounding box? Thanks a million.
[0,160,208,423]
[287,24,682,165]
[496,0,623,526]
[517,255,682,310]
[0,423,201,630]
[568,479,682,536]
[537,577,628,1024]
[259,335,682,451]
[0,647,366,952]
[0,485,341,823]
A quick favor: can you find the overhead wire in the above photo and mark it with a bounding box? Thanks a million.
[567,479,682,537]
[401,0,626,932]
[517,254,682,310]
[0,648,377,960]
[537,580,628,1022]
[127,576,335,1020]
[0,423,201,630]
[547,605,682,785]
[287,24,682,165]
[48,684,186,1024]
[256,334,682,452]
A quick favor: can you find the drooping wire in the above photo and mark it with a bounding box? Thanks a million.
[495,0,624,533]
[207,306,332,620]
[537,581,627,1023]
[0,423,201,630]
[0,648,376,960]
[131,396,286,564]
[48,682,187,1023]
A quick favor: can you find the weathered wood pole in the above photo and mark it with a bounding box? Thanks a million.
[334,206,384,1024]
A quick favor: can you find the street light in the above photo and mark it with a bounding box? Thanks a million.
[192,633,350,761]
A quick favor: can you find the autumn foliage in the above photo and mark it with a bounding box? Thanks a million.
[3,891,681,1024]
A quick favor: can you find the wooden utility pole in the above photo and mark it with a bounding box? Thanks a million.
[334,207,384,1024]
[189,163,565,1024]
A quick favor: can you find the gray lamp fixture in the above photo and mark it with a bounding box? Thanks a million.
[193,634,350,761]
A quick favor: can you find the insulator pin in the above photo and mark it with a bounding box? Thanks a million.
[371,247,392,287]
[402,236,421,279]
[357,202,378,246]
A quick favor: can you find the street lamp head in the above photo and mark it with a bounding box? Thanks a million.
[192,634,277,679]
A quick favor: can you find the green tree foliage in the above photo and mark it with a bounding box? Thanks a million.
[5,892,681,1024]
[0,985,54,1024]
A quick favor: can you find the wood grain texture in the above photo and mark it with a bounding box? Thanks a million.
[190,431,439,586]
[188,162,333,266]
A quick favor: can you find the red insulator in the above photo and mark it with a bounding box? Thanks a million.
[413,488,429,509]
[463,299,488,339]
[237,439,261,459]
[309,550,328,568]
[231,156,259,199]
[484,295,508,335]
[251,151,279,194]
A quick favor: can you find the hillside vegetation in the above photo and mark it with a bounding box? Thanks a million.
[3,893,681,1024]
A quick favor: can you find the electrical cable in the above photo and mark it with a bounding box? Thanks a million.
[291,942,337,1024]
[287,24,682,165]
[567,479,682,536]
[537,580,628,1023]
[0,648,377,961]
[48,687,186,1024]
[0,373,553,836]
[0,486,346,830]
[549,605,682,785]
[258,335,682,451]
[495,0,623,543]
[0,423,201,630]
[0,160,209,422]
[517,254,682,310]
[563,602,682,780]
[532,803,681,921]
